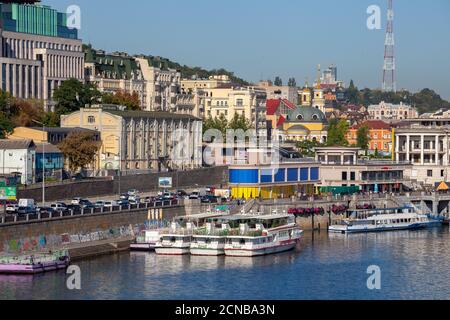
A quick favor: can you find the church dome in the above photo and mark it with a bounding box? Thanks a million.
[286,106,327,123]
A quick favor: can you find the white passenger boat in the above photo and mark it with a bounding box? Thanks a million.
[190,223,229,256]
[155,212,229,256]
[224,214,303,257]
[130,230,162,251]
[329,206,435,234]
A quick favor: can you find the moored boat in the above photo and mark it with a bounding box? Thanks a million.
[0,250,70,275]
[224,214,303,257]
[329,205,436,234]
[130,230,162,251]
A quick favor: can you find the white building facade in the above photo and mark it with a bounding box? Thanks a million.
[0,140,35,185]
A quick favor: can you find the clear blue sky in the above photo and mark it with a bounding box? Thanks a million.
[45,0,450,100]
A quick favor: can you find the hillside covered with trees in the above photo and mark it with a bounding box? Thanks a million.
[344,80,450,114]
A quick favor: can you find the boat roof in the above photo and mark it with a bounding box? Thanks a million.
[175,212,229,221]
[216,214,290,222]
[356,213,423,221]
[349,206,414,212]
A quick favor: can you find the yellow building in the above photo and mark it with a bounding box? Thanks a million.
[282,106,328,143]
[181,75,231,93]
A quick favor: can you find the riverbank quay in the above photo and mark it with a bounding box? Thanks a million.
[67,236,134,261]
[0,200,184,256]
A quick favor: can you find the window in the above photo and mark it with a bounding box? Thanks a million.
[427,170,433,177]
[441,170,445,178]
[88,116,95,124]
[297,114,304,121]
[236,99,243,106]
[342,172,348,181]
[312,114,319,121]
[350,172,356,181]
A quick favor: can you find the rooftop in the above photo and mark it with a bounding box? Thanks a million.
[0,139,35,150]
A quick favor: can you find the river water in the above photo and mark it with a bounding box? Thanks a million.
[1,226,450,300]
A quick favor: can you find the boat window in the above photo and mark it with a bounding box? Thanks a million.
[240,239,246,245]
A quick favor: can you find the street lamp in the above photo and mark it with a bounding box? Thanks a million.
[32,119,45,207]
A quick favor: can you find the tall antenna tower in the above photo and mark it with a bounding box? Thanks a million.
[382,0,396,92]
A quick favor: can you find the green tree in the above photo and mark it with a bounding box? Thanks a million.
[346,80,360,104]
[0,90,15,138]
[327,119,349,146]
[356,124,371,151]
[102,90,141,110]
[288,78,297,87]
[296,140,322,157]
[274,76,283,86]
[58,131,101,172]
[228,113,251,131]
[53,79,102,115]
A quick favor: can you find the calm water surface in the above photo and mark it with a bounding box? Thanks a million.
[1,227,450,300]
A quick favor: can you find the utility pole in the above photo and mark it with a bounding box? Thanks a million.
[32,119,45,207]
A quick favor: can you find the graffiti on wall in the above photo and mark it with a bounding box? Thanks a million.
[1,224,144,255]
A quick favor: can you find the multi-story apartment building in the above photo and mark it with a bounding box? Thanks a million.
[368,101,419,121]
[0,3,84,109]
[201,86,267,130]
[394,118,450,186]
[257,80,298,105]
[61,105,203,173]
[181,75,231,93]
[347,120,393,155]
[84,46,147,108]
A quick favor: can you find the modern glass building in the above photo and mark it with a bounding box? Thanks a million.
[0,3,78,39]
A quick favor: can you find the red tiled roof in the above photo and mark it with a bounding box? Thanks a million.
[277,116,286,128]
[351,120,392,130]
[266,99,281,115]
[281,99,296,110]
[266,99,296,115]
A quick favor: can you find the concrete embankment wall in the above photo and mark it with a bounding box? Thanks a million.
[17,166,229,202]
[0,205,186,254]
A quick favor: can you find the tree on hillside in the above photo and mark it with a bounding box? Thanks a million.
[356,124,371,152]
[10,99,45,127]
[288,78,297,87]
[274,76,283,86]
[58,132,101,172]
[102,90,141,110]
[346,80,360,104]
[0,90,14,138]
[53,79,102,115]
[327,119,349,146]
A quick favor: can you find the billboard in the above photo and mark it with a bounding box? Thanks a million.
[158,177,173,189]
[0,187,17,200]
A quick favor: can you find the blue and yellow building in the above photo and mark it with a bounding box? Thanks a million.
[229,161,320,200]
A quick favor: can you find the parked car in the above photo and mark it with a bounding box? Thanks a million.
[104,201,118,208]
[94,201,106,208]
[117,199,130,206]
[119,194,129,200]
[50,203,68,212]
[5,204,19,214]
[79,199,94,209]
[128,189,139,196]
[129,197,141,205]
[71,198,83,205]
[17,207,36,215]
[36,207,55,215]
[144,196,155,203]
[177,190,188,197]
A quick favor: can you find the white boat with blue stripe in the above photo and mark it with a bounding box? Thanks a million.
[329,206,436,234]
